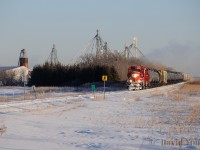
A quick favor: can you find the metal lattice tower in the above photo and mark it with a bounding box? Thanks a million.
[47,44,59,65]
[94,29,109,57]
[83,29,111,57]
[70,30,112,64]
[95,29,100,56]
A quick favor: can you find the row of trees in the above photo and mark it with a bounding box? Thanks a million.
[1,52,170,86]
[30,52,171,86]
[29,62,119,86]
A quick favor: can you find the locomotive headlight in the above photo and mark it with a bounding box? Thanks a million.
[132,74,139,78]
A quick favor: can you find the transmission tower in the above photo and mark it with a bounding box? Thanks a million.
[94,29,109,57]
[47,44,59,65]
[83,29,111,57]
[70,30,112,63]
[95,29,101,56]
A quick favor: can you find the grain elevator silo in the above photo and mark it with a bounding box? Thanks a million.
[18,49,28,68]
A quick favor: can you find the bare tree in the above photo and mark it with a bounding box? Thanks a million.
[0,71,22,86]
[77,51,171,81]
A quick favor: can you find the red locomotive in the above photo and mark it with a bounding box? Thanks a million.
[127,66,151,90]
[127,65,189,90]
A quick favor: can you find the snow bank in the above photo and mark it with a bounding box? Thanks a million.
[0,83,199,150]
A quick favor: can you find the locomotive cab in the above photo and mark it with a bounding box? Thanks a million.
[127,66,150,90]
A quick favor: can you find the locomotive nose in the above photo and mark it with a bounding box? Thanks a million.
[132,73,139,78]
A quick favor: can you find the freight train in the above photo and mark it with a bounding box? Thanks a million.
[127,65,190,90]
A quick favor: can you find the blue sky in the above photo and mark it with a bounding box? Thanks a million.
[0,0,200,76]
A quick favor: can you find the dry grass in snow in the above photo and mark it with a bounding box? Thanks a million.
[0,82,199,149]
[0,123,6,136]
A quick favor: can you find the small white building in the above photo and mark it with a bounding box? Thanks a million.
[0,66,30,85]
[0,49,30,86]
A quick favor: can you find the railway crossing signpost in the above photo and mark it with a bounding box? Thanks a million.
[102,75,107,99]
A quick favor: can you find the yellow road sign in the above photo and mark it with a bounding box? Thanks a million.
[102,75,107,81]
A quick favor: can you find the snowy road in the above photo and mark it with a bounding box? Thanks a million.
[0,83,200,150]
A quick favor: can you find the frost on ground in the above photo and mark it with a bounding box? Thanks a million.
[0,82,200,150]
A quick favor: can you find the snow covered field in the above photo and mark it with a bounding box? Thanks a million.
[0,83,200,150]
[0,87,27,97]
